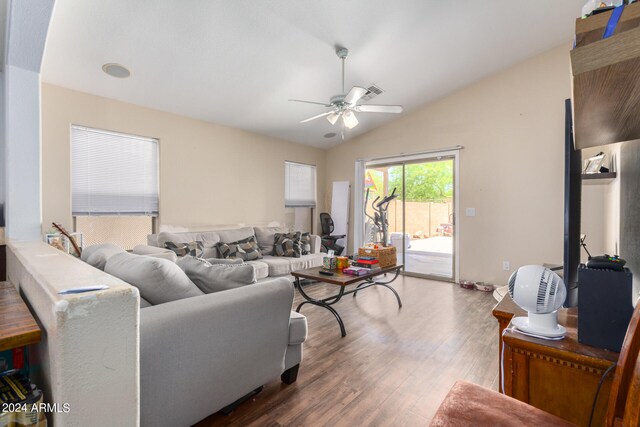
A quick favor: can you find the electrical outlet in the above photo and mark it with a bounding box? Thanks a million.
[503,261,510,271]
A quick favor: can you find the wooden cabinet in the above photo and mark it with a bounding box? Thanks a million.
[571,2,640,149]
[493,295,618,427]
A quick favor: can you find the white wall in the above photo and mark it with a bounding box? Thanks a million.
[325,43,572,285]
[581,143,621,259]
[40,84,326,235]
[4,65,42,239]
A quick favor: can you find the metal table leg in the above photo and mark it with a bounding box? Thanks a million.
[295,277,347,337]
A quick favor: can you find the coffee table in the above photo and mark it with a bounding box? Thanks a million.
[291,264,403,337]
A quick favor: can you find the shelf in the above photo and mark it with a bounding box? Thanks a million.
[571,2,640,149]
[582,172,617,185]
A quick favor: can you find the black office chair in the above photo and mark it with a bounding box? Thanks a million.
[320,212,345,255]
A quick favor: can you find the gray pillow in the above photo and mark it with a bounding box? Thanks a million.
[216,227,255,244]
[81,243,126,270]
[254,226,285,254]
[176,256,257,294]
[105,252,203,305]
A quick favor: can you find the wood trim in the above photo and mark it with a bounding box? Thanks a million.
[606,298,640,427]
[571,25,640,75]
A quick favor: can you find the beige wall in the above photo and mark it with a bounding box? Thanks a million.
[325,43,572,285]
[41,84,326,234]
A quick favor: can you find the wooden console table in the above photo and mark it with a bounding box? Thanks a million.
[0,282,41,352]
[493,295,619,427]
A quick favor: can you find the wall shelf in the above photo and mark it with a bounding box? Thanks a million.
[582,172,617,185]
[571,2,640,149]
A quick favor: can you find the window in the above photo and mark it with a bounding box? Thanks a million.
[284,161,316,208]
[71,125,159,249]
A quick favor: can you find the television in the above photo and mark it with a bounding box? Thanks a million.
[563,99,581,307]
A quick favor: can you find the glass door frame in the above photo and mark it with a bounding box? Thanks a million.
[354,149,460,283]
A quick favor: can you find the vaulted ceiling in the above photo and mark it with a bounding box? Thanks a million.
[42,0,583,148]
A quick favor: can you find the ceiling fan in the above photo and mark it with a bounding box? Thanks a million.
[289,47,403,133]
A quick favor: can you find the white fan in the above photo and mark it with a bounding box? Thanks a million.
[508,265,567,338]
[289,47,403,133]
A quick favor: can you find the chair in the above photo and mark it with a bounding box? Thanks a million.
[319,212,345,255]
[430,300,640,427]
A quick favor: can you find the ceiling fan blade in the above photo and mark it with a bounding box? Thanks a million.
[356,105,404,113]
[300,111,332,123]
[289,99,332,107]
[344,86,368,105]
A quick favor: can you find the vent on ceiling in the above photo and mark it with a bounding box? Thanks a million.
[361,84,384,101]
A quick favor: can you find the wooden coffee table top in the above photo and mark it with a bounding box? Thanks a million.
[292,264,403,286]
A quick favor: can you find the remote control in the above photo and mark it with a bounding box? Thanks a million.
[319,270,334,276]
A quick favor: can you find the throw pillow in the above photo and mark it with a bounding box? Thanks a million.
[176,256,257,293]
[105,252,203,305]
[164,240,204,258]
[216,236,263,261]
[253,226,285,254]
[273,232,302,258]
[300,232,312,255]
[81,243,126,271]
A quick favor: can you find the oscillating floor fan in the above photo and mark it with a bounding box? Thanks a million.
[508,265,567,338]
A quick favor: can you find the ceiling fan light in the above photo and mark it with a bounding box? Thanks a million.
[327,112,340,125]
[343,110,359,129]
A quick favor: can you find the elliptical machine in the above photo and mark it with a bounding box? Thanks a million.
[364,187,398,246]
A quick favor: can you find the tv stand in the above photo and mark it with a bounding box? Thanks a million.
[493,294,618,427]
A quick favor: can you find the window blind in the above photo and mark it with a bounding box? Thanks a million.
[72,126,159,216]
[285,161,316,208]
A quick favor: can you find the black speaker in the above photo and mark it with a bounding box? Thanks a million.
[578,265,634,352]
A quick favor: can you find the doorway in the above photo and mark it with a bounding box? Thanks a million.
[359,151,459,281]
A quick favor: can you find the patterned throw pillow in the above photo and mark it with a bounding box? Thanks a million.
[300,232,312,255]
[273,232,302,258]
[216,236,263,261]
[164,241,204,258]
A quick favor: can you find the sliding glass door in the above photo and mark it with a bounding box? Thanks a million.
[362,153,457,281]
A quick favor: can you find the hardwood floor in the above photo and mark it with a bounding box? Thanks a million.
[196,276,499,426]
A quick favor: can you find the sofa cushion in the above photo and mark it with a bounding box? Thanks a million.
[204,258,244,265]
[273,232,302,257]
[132,245,178,262]
[105,252,203,304]
[157,231,220,258]
[164,240,204,258]
[289,311,308,345]
[176,256,257,293]
[140,296,153,308]
[253,226,285,255]
[81,243,126,270]
[216,227,255,244]
[261,253,324,276]
[246,260,269,280]
[217,236,263,261]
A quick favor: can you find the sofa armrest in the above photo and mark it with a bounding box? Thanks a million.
[289,311,307,345]
[310,234,322,254]
[132,244,178,262]
[139,278,294,426]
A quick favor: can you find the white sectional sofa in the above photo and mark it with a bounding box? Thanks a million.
[143,225,325,279]
[80,242,308,427]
